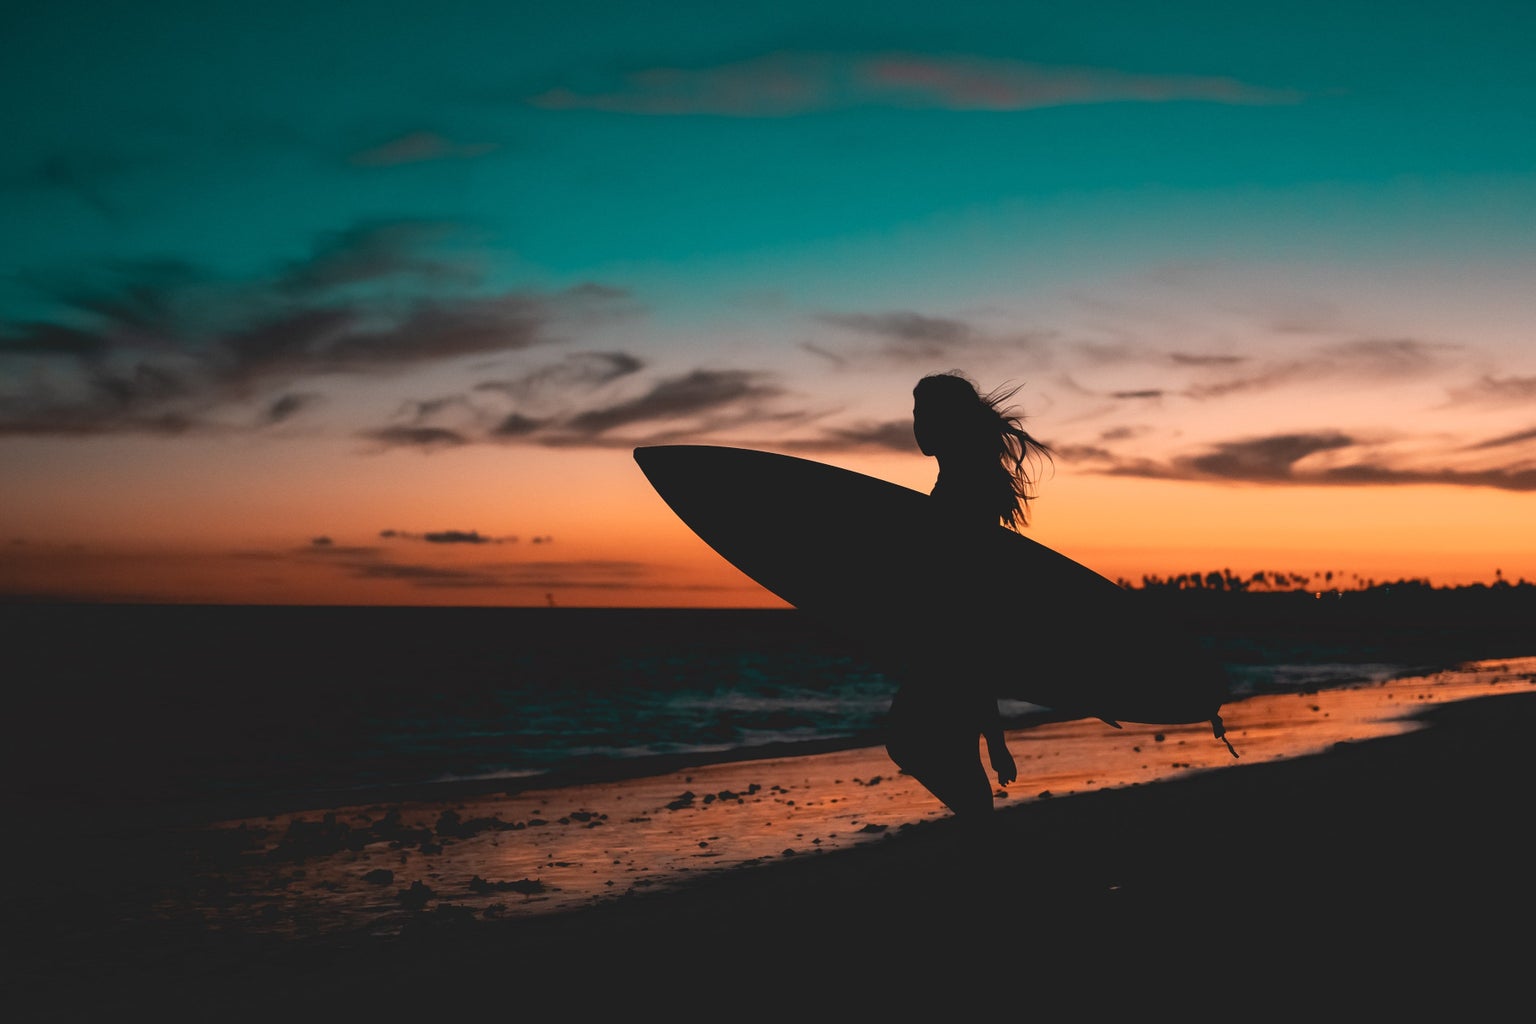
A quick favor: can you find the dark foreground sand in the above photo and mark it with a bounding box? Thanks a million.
[10,660,1536,1019]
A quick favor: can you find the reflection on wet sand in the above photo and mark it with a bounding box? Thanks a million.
[182,657,1536,938]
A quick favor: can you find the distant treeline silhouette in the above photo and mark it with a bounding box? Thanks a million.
[1114,569,1533,660]
[1117,568,1533,594]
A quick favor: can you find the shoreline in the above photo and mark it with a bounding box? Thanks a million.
[11,656,1535,1015]
[26,653,1505,836]
[10,598,1535,832]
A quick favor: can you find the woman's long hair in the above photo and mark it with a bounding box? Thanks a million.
[914,370,1054,530]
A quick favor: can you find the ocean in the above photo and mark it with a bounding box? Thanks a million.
[6,595,1530,826]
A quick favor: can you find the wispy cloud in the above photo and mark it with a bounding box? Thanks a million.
[474,351,644,400]
[1182,337,1457,400]
[260,392,321,425]
[1462,426,1536,452]
[276,221,477,294]
[815,310,972,361]
[781,418,918,454]
[363,365,806,451]
[10,151,132,221]
[360,426,471,450]
[530,52,1299,116]
[349,131,499,167]
[1169,352,1247,368]
[1092,430,1536,492]
[0,221,632,436]
[380,528,528,544]
[291,539,715,594]
[1443,373,1536,408]
[564,369,783,435]
[1180,432,1356,481]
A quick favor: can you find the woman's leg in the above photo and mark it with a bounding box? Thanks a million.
[886,689,994,816]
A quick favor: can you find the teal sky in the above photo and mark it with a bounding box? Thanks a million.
[3,1,1534,603]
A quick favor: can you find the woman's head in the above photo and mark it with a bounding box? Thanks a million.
[912,371,992,458]
[912,370,1054,529]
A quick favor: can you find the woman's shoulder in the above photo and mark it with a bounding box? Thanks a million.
[930,473,1001,526]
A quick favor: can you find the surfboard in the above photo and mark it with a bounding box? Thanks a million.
[634,444,1231,738]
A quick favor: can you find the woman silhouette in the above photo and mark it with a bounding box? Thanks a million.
[884,370,1055,816]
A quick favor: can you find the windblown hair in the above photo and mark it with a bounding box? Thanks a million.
[913,370,1055,531]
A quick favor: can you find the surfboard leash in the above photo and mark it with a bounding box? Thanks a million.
[1211,714,1239,758]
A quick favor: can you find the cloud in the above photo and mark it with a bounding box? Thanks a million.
[308,295,555,369]
[359,426,470,450]
[294,540,511,587]
[0,320,115,358]
[1462,426,1536,452]
[1182,337,1456,400]
[349,132,499,167]
[1443,373,1536,408]
[781,418,918,454]
[342,561,516,588]
[297,542,384,558]
[11,151,132,221]
[1322,337,1456,376]
[276,221,477,295]
[858,55,1299,109]
[564,369,783,435]
[286,539,703,594]
[490,412,546,438]
[1179,432,1356,482]
[379,528,520,544]
[0,222,633,437]
[1093,430,1536,492]
[260,392,320,426]
[530,52,1298,116]
[798,341,847,368]
[815,311,972,360]
[366,363,806,451]
[1169,352,1246,367]
[474,351,644,400]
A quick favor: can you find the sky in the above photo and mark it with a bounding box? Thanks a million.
[2,1,1534,607]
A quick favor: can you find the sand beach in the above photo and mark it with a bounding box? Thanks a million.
[9,654,1535,1017]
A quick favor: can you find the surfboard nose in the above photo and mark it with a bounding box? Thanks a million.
[631,445,670,474]
[634,445,745,526]
[633,445,700,494]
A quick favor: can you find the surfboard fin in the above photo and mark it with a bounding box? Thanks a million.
[1099,716,1121,729]
[1211,714,1239,758]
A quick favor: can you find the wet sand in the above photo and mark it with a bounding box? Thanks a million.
[10,656,1536,1017]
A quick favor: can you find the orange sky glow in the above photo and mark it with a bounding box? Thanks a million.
[4,5,1533,608]
[4,442,1530,607]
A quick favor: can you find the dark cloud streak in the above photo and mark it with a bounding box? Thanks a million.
[1094,431,1536,492]
[1182,432,1355,482]
[564,369,783,435]
[780,418,917,454]
[1182,337,1455,401]
[1463,426,1536,452]
[1445,374,1536,408]
[474,351,644,400]
[348,132,499,167]
[530,52,1298,116]
[380,529,520,544]
[276,221,477,296]
[288,540,688,593]
[360,426,469,449]
[816,310,971,360]
[0,222,632,437]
